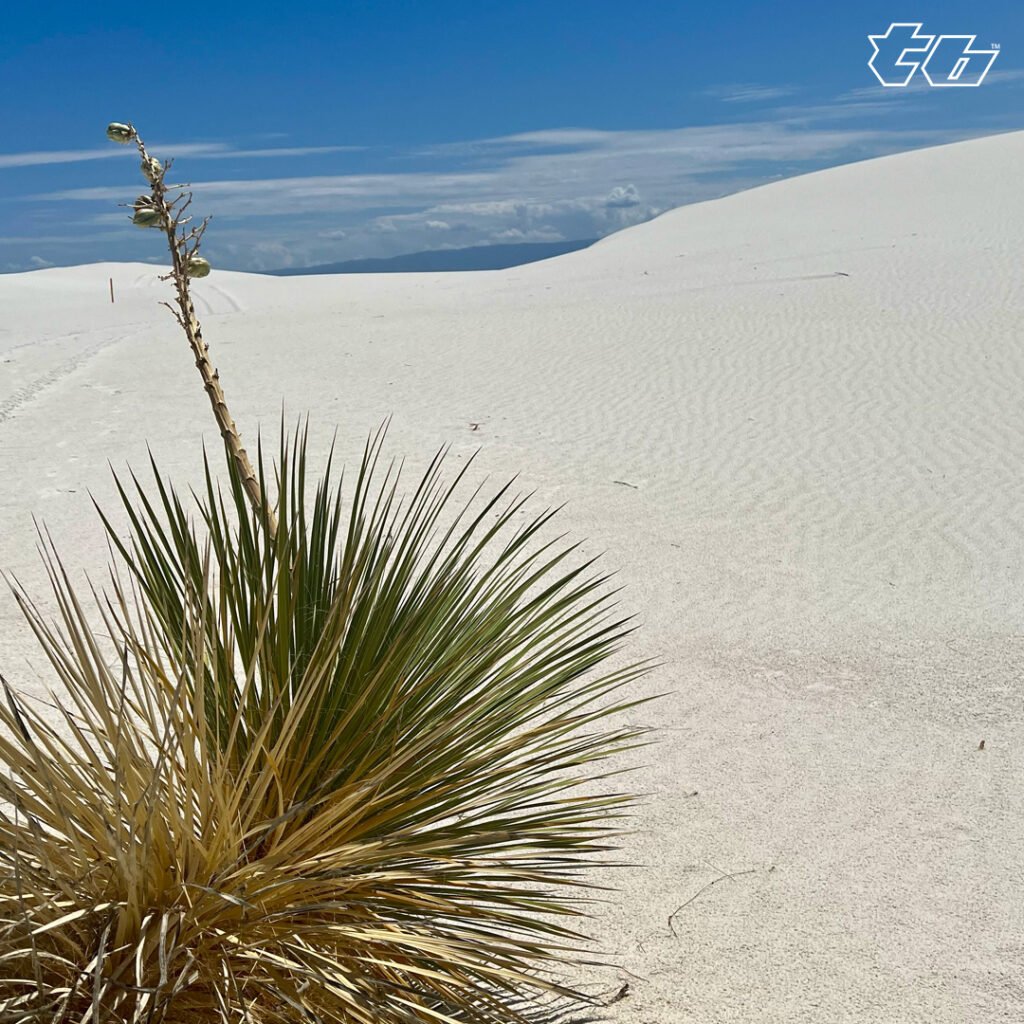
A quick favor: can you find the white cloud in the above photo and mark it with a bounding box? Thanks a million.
[605,184,640,208]
[980,68,1024,85]
[24,117,943,271]
[413,128,612,158]
[490,226,564,243]
[0,142,356,170]
[0,233,111,245]
[212,239,299,272]
[207,146,361,159]
[704,83,799,103]
[41,122,902,220]
[9,88,1018,272]
[0,147,159,170]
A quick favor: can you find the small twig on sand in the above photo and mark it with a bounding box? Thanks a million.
[668,868,756,937]
[603,982,629,1005]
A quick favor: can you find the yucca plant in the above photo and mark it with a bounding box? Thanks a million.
[0,124,653,1023]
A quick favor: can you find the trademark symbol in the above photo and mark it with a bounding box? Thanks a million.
[992,43,1001,49]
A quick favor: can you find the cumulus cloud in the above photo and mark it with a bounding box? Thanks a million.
[605,184,640,208]
[210,239,299,272]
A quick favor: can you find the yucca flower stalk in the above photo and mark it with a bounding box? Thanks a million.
[0,123,655,1023]
[112,121,274,535]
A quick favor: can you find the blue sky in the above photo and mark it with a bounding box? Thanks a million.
[1,1,1020,272]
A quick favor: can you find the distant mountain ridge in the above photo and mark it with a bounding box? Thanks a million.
[268,239,598,276]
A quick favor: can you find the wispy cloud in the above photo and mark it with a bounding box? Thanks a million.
[204,145,363,159]
[4,80,1020,272]
[703,83,799,103]
[0,145,202,170]
[412,129,614,158]
[23,118,963,272]
[985,68,1024,85]
[42,122,900,221]
[0,143,357,170]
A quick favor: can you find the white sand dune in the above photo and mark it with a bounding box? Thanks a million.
[1,130,1023,1021]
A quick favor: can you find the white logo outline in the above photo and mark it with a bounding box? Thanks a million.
[868,23,999,87]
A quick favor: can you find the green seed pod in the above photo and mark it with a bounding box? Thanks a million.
[106,122,136,144]
[141,155,163,183]
[186,255,211,279]
[131,196,162,229]
[132,207,164,229]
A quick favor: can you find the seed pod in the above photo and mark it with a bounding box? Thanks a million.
[106,122,136,144]
[131,196,163,228]
[186,255,211,279]
[141,155,163,183]
[132,207,164,229]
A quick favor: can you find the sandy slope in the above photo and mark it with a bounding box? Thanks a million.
[1,131,1023,1021]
